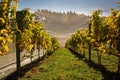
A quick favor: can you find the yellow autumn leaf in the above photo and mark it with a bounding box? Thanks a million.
[103,50,106,53]
[7,37,13,42]
[0,36,4,41]
[0,29,8,33]
[28,44,33,51]
[4,44,9,52]
[0,18,5,24]
[90,39,95,43]
[0,51,2,55]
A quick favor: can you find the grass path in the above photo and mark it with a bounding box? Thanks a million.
[22,48,104,80]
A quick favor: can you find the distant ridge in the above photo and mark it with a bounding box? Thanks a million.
[34,9,91,33]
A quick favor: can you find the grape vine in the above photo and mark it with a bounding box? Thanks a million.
[65,9,120,73]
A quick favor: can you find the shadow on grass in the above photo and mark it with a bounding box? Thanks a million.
[69,48,120,80]
[5,55,47,80]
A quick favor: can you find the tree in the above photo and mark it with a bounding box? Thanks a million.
[33,22,43,60]
[51,37,60,50]
[89,10,103,64]
[88,21,92,61]
[0,0,18,55]
[16,9,34,76]
[107,9,120,73]
[117,12,120,73]
[47,37,60,55]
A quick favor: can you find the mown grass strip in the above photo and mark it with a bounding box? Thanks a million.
[22,48,104,80]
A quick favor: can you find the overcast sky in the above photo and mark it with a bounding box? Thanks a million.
[18,0,120,16]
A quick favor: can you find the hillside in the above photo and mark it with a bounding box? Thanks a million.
[34,9,90,34]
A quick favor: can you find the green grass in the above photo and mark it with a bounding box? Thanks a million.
[22,48,105,80]
[20,48,120,80]
[81,48,118,72]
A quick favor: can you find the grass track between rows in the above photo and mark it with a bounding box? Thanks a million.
[21,48,120,80]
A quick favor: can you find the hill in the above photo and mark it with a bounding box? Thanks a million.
[34,9,90,34]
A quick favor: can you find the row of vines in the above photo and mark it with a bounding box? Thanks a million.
[65,9,120,73]
[0,0,60,77]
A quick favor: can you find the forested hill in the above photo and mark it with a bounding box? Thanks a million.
[34,9,90,33]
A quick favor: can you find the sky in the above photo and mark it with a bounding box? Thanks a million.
[18,0,120,16]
